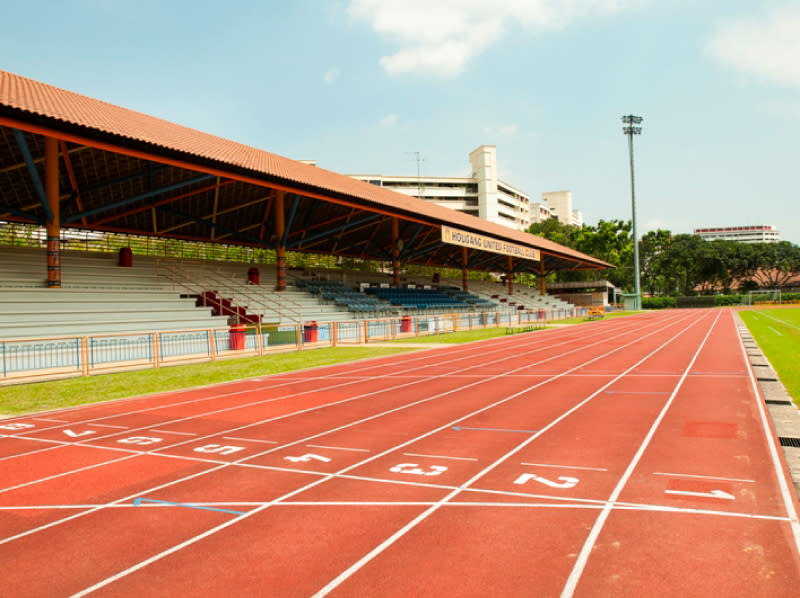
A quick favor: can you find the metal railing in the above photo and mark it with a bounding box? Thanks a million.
[156,259,304,325]
[0,306,585,384]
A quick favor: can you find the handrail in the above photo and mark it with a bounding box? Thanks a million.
[155,259,304,324]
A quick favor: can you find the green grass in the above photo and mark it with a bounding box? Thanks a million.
[0,346,418,417]
[0,310,636,417]
[740,307,800,404]
[391,328,515,344]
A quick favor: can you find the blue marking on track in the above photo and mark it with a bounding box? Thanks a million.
[452,426,538,434]
[133,497,246,516]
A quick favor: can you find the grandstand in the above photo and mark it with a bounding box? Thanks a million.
[0,246,227,340]
[0,244,579,336]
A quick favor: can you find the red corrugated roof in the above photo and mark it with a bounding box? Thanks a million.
[0,69,610,268]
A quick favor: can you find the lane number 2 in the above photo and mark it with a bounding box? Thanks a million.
[514,473,579,489]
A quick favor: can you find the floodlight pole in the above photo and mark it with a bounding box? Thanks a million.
[622,114,643,310]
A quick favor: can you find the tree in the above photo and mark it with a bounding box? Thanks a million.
[753,242,800,288]
[639,229,672,296]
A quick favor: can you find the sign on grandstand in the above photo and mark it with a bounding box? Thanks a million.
[441,226,540,261]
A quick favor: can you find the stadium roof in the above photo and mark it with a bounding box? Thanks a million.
[0,70,612,275]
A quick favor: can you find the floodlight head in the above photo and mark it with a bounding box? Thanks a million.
[622,126,642,135]
[621,114,643,124]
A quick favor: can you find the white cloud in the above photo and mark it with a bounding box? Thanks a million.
[498,123,519,136]
[483,123,519,137]
[348,0,644,76]
[707,7,800,89]
[380,113,398,126]
[323,67,341,84]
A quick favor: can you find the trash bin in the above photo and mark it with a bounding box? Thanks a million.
[229,324,246,350]
[118,247,132,267]
[303,321,318,343]
[247,267,259,285]
[400,315,412,333]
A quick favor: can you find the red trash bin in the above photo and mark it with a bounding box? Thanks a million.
[118,247,132,267]
[247,267,259,285]
[229,324,246,350]
[303,321,318,343]
[400,315,412,333]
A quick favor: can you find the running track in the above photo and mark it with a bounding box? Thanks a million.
[1,309,799,597]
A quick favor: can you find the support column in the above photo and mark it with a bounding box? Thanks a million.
[45,137,61,288]
[391,217,400,286]
[539,259,546,296]
[461,247,469,291]
[274,190,286,292]
[507,256,514,296]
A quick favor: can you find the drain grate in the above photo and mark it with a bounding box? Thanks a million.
[758,377,779,382]
[766,399,791,405]
[779,437,800,448]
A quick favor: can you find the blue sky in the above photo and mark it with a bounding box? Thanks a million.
[4,0,800,243]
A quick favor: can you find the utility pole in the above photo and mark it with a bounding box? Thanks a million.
[622,114,643,310]
[409,151,424,198]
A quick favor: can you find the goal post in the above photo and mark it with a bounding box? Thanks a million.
[746,289,782,305]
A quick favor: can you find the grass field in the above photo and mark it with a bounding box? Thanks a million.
[0,313,638,417]
[740,306,800,405]
[391,327,515,344]
[0,346,419,417]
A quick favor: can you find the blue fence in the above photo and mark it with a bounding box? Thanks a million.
[1,306,583,382]
[1,337,83,376]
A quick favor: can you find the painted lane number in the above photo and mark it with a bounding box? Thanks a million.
[284,453,332,463]
[390,463,448,476]
[665,489,735,500]
[0,423,35,431]
[64,429,96,438]
[514,473,579,489]
[118,436,163,446]
[194,444,245,455]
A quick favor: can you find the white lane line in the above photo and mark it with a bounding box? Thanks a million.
[7,313,652,540]
[93,424,129,429]
[521,462,608,472]
[2,497,794,523]
[223,437,278,444]
[32,418,69,423]
[403,453,478,462]
[149,430,198,437]
[653,472,755,483]
[768,326,783,336]
[68,313,693,597]
[561,310,721,598]
[311,314,708,598]
[26,315,645,443]
[737,313,800,552]
[307,444,370,453]
[1,316,642,493]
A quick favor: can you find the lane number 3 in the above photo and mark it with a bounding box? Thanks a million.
[390,463,448,476]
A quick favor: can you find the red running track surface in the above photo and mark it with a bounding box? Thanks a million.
[1,309,798,597]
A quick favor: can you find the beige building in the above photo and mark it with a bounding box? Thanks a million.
[541,190,583,227]
[350,145,531,231]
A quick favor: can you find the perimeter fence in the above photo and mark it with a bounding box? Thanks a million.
[1,306,583,384]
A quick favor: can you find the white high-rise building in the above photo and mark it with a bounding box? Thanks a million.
[693,225,781,243]
[349,145,531,230]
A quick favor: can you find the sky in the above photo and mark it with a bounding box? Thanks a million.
[3,0,800,243]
